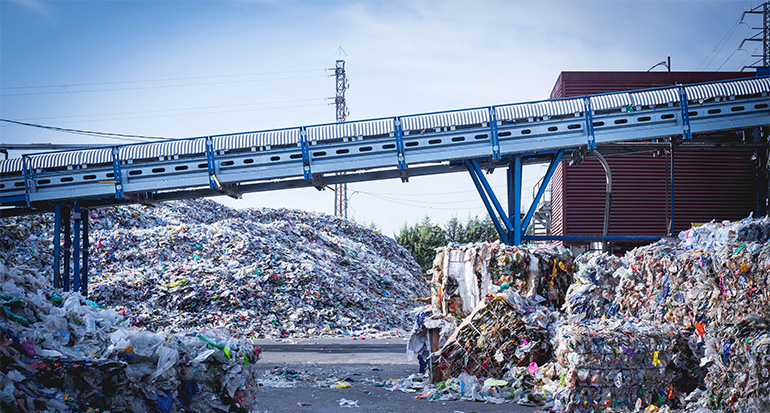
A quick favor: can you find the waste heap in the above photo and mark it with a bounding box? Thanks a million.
[608,217,770,411]
[563,253,625,321]
[400,243,570,406]
[430,243,573,317]
[1,199,428,338]
[0,258,261,413]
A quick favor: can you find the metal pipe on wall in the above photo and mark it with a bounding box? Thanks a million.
[590,150,612,252]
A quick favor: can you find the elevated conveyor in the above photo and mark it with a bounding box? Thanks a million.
[1,77,768,215]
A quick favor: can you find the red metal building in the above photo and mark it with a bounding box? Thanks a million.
[548,71,764,245]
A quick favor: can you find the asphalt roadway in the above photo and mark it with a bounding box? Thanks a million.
[249,337,541,413]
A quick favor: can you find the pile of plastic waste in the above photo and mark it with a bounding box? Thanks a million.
[437,290,555,379]
[0,257,262,413]
[1,199,428,339]
[406,217,770,411]
[429,243,573,317]
[563,253,625,321]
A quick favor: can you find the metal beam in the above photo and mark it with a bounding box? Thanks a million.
[53,203,61,289]
[81,208,89,296]
[511,154,523,245]
[469,159,514,233]
[521,149,563,235]
[62,206,71,292]
[467,162,509,245]
[72,205,81,293]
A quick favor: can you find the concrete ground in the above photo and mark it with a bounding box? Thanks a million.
[249,337,541,413]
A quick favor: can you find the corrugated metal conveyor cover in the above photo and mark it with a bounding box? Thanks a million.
[402,108,486,131]
[629,88,678,107]
[590,92,633,111]
[0,158,24,174]
[306,118,392,142]
[30,148,111,170]
[685,77,770,101]
[119,139,205,161]
[495,98,583,121]
[214,128,299,151]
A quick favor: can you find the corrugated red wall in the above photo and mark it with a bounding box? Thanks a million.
[549,71,760,243]
[550,71,754,99]
[552,149,758,237]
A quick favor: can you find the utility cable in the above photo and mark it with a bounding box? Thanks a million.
[0,118,167,141]
[698,17,746,71]
[2,74,327,97]
[13,98,326,123]
[354,192,489,211]
[716,47,748,71]
[0,68,324,90]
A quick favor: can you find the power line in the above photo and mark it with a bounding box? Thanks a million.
[2,74,328,97]
[1,100,329,127]
[0,68,324,90]
[698,17,746,71]
[717,47,748,70]
[0,118,167,141]
[356,192,488,211]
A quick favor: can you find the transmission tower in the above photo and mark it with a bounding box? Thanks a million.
[332,60,349,218]
[740,1,770,71]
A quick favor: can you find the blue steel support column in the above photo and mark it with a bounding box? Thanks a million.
[521,149,564,234]
[512,154,523,245]
[205,137,219,189]
[300,127,312,181]
[488,107,501,160]
[467,163,509,245]
[81,208,89,296]
[678,87,692,140]
[22,155,31,207]
[53,203,61,289]
[112,146,123,198]
[63,206,71,292]
[72,205,81,293]
[394,117,408,182]
[583,97,596,150]
[469,160,514,233]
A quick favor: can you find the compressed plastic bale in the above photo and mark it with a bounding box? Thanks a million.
[552,319,692,412]
[437,290,554,379]
[431,242,573,318]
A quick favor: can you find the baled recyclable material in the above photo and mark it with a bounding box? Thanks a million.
[430,243,573,317]
[552,318,696,412]
[437,290,555,379]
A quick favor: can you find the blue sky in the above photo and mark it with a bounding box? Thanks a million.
[1,0,764,235]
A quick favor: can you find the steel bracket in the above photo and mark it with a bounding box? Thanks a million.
[678,87,692,140]
[394,117,409,182]
[111,146,123,198]
[300,127,312,181]
[205,137,218,189]
[489,107,501,160]
[583,97,596,150]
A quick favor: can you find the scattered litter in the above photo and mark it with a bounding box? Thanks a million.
[337,397,359,407]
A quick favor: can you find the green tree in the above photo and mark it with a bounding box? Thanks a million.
[395,216,446,272]
[444,216,465,243]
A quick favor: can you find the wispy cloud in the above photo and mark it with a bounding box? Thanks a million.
[9,0,54,20]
